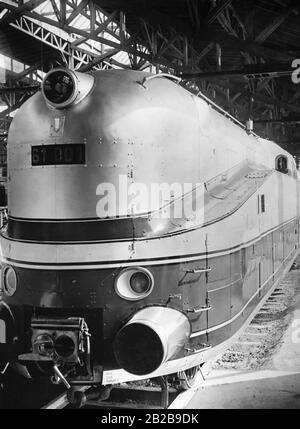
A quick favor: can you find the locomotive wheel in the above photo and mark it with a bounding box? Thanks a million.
[176,365,203,391]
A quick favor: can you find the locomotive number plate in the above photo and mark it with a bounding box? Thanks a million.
[31,143,85,166]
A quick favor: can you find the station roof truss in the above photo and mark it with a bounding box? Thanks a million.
[0,0,300,158]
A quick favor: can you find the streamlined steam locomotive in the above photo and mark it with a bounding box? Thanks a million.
[0,67,299,397]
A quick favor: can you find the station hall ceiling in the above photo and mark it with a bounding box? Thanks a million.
[0,0,300,153]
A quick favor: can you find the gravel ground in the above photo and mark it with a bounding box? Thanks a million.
[214,261,300,370]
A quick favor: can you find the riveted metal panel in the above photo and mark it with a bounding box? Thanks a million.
[7,70,200,220]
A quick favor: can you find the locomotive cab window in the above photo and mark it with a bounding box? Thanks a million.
[258,194,266,214]
[276,155,288,174]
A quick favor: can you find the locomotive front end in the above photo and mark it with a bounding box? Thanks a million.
[0,67,200,390]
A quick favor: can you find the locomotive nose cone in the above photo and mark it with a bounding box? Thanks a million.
[113,306,191,376]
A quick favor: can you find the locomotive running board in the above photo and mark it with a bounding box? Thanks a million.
[202,162,273,227]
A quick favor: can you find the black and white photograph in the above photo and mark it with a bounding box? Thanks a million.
[0,0,300,413]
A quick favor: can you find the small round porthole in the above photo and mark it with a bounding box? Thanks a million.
[3,266,17,297]
[114,267,154,301]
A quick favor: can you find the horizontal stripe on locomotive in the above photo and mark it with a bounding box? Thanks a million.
[2,216,299,269]
[7,215,156,242]
[5,210,239,242]
[6,165,273,243]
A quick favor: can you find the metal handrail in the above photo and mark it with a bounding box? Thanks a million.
[139,72,259,138]
[138,73,181,88]
[196,90,260,138]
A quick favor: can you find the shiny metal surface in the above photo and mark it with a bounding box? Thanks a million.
[8,69,200,220]
[113,305,191,375]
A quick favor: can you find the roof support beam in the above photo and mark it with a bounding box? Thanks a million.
[205,0,233,25]
[255,118,300,124]
[0,93,32,118]
[49,0,60,22]
[9,8,189,72]
[180,63,294,80]
[200,78,300,115]
[66,0,89,25]
[255,3,299,43]
[0,0,47,24]
[0,85,39,93]
[199,30,297,62]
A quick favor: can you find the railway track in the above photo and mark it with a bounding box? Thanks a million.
[215,261,299,372]
[41,357,217,409]
[43,383,178,409]
[42,377,196,409]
